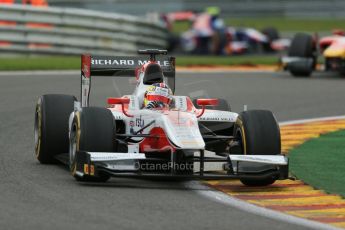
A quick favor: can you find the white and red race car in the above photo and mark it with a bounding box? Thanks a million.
[34,49,288,186]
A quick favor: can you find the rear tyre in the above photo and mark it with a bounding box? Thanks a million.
[288,33,316,77]
[35,94,76,164]
[232,110,281,186]
[70,107,116,182]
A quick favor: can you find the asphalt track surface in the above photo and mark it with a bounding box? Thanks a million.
[1,70,345,230]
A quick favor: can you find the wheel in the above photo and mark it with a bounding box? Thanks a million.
[35,94,76,164]
[288,33,316,77]
[70,107,116,182]
[193,98,231,111]
[232,110,281,186]
[261,27,279,52]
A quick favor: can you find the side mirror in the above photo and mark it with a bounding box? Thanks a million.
[107,97,130,105]
[196,98,219,118]
[107,97,132,117]
[196,98,219,106]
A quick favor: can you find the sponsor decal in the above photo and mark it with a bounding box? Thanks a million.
[129,116,145,134]
[180,140,200,145]
[81,79,89,85]
[129,96,136,109]
[92,59,135,66]
[199,117,232,121]
[89,152,145,161]
[106,163,137,171]
[82,64,90,78]
[81,54,91,78]
[135,116,144,128]
[138,60,148,66]
[90,165,95,176]
[91,59,171,67]
[83,164,89,175]
[174,96,187,111]
[199,111,237,122]
[177,98,185,107]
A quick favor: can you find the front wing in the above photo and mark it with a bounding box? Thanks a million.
[72,151,289,180]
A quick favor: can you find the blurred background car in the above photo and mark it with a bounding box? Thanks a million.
[282,29,345,77]
[159,7,290,55]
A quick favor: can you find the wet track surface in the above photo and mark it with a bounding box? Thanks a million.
[1,71,345,230]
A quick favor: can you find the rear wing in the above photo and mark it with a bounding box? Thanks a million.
[81,54,176,107]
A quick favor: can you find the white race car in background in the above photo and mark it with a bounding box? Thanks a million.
[34,49,288,186]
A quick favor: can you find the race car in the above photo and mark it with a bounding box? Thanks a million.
[281,31,345,77]
[34,49,288,186]
[161,10,289,55]
[181,26,290,55]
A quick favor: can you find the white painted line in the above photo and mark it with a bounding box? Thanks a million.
[279,115,345,126]
[186,181,342,230]
[190,115,345,230]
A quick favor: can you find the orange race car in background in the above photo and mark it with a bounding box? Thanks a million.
[282,30,345,77]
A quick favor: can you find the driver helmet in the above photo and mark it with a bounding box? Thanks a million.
[143,83,173,109]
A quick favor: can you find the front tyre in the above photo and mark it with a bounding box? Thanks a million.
[70,107,116,182]
[232,110,281,186]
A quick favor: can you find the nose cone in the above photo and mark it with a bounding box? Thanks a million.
[163,111,205,149]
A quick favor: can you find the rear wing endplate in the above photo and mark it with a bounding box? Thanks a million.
[81,54,176,107]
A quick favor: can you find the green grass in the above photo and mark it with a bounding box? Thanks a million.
[0,56,80,71]
[289,129,345,197]
[176,55,278,66]
[0,55,279,71]
[172,17,345,34]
